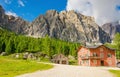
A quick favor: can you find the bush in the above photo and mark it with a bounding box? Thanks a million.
[69,60,78,65]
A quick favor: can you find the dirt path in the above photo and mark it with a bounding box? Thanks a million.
[17,64,119,77]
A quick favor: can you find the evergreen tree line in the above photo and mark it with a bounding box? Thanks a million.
[105,33,120,59]
[0,29,80,58]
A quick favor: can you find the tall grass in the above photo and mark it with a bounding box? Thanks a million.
[0,56,53,77]
[109,70,120,77]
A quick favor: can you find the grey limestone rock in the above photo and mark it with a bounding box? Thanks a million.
[0,5,111,44]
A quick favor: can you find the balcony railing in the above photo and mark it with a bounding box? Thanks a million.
[81,56,101,60]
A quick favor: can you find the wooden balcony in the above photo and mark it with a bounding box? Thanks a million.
[81,56,101,60]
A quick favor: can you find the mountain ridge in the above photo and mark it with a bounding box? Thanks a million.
[0,5,111,44]
[102,21,120,39]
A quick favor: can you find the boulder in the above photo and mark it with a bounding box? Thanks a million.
[27,53,34,60]
[15,53,20,59]
[23,52,29,60]
[0,52,7,56]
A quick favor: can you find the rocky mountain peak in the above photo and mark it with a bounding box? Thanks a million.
[28,10,111,44]
[0,5,111,44]
[0,5,29,34]
[45,10,59,19]
[0,5,5,25]
[118,20,120,24]
[102,21,120,39]
[0,5,5,14]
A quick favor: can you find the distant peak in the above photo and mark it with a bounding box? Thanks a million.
[46,10,58,14]
[0,5,5,13]
[118,20,120,25]
[60,10,77,14]
[0,5,2,8]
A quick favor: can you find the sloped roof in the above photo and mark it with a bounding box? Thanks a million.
[81,45,115,51]
[52,54,68,60]
[85,45,100,48]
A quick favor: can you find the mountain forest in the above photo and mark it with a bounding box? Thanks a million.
[0,28,80,58]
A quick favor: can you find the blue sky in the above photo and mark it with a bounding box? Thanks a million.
[0,0,120,25]
[0,0,67,22]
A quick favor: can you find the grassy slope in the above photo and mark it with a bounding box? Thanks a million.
[0,56,53,77]
[109,70,120,77]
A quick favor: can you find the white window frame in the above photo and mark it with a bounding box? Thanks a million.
[108,53,112,58]
[93,60,97,64]
[100,53,104,58]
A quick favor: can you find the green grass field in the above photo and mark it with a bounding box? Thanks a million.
[109,70,120,77]
[0,56,53,77]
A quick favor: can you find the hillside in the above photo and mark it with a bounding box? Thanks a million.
[0,28,80,57]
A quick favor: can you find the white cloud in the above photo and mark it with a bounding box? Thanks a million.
[4,0,12,4]
[18,0,25,7]
[5,11,18,17]
[66,0,120,25]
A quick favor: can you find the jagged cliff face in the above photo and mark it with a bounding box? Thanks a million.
[0,5,5,25]
[28,10,111,43]
[102,21,120,39]
[0,5,111,43]
[0,5,29,34]
[4,15,29,34]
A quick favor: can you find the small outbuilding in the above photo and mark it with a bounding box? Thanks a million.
[51,54,69,64]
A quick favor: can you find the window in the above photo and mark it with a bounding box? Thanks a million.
[83,61,85,64]
[93,53,97,57]
[108,53,112,58]
[81,55,84,58]
[82,61,85,64]
[86,60,89,65]
[100,53,104,58]
[85,54,89,57]
[93,60,97,64]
